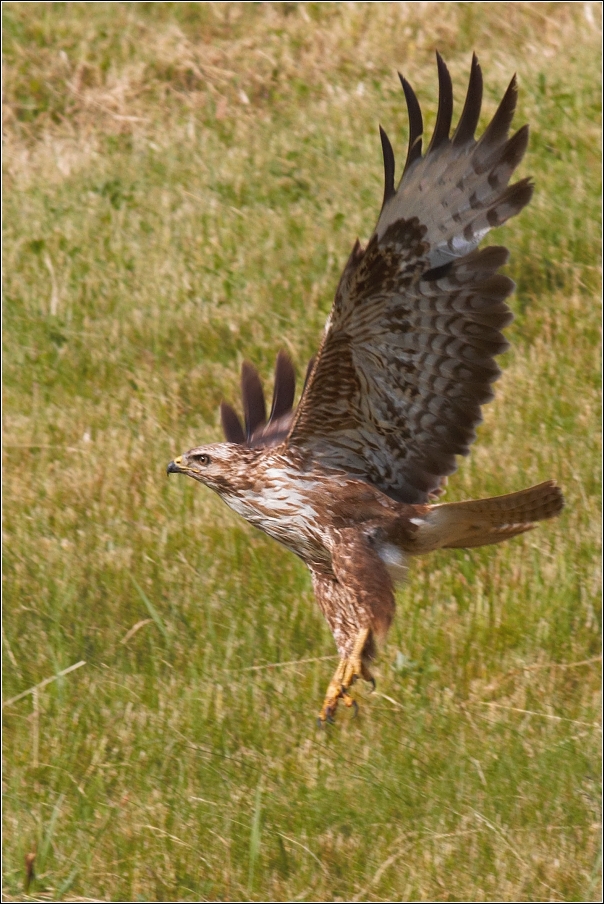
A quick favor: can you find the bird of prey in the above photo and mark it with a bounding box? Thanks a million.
[168,54,564,723]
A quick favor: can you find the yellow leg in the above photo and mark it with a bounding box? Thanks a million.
[318,627,375,724]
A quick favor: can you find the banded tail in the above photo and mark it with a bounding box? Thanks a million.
[411,481,564,553]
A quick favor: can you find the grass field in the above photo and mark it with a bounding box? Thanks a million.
[2,2,601,901]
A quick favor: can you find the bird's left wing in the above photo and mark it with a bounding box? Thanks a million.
[287,54,532,504]
[220,351,315,449]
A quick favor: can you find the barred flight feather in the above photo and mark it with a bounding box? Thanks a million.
[288,53,533,504]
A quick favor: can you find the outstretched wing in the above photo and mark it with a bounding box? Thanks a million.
[220,351,314,448]
[287,53,532,504]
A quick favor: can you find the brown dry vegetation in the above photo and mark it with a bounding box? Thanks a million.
[3,3,602,901]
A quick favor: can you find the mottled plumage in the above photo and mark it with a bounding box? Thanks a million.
[168,55,563,722]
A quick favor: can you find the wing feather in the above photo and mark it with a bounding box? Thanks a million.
[427,52,454,152]
[220,353,302,449]
[379,126,396,210]
[220,401,246,444]
[452,53,482,146]
[399,75,423,174]
[269,350,296,422]
[287,54,531,503]
[241,361,266,440]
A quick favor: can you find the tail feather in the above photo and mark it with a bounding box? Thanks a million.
[412,481,564,552]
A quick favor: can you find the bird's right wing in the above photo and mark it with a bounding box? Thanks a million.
[287,54,532,504]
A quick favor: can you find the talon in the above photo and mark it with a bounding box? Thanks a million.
[318,628,375,723]
[360,661,375,686]
[318,696,339,724]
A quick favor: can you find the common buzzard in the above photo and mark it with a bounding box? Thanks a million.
[168,54,564,723]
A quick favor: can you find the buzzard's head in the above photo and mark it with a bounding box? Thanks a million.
[167,442,257,495]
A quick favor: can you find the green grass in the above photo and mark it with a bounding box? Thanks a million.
[3,2,601,901]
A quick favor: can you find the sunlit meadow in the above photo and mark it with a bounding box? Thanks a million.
[3,3,601,901]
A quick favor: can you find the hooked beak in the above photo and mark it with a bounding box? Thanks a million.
[167,457,184,475]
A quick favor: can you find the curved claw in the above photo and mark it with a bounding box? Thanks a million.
[318,700,338,725]
[318,628,374,724]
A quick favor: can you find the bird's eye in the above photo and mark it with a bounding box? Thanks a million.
[193,453,211,465]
